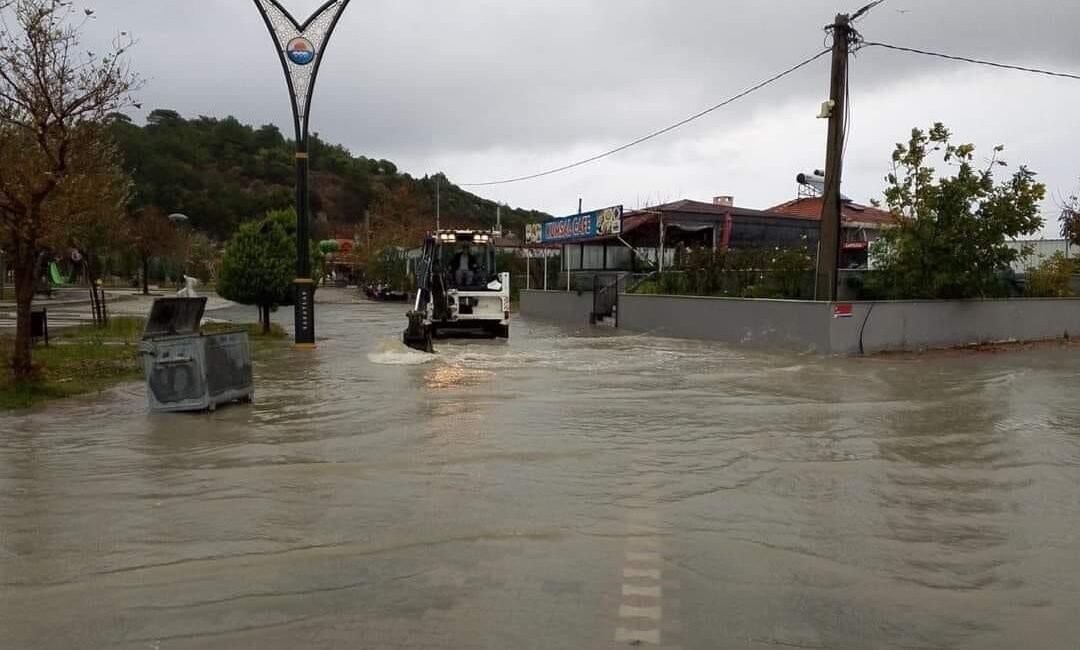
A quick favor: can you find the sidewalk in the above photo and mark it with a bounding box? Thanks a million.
[0,288,236,331]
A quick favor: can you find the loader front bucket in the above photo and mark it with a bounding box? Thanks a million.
[403,311,434,353]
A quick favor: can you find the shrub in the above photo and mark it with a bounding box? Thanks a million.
[1025,252,1074,297]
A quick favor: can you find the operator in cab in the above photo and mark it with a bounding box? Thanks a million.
[451,244,479,287]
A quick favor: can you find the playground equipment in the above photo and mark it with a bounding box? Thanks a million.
[48,261,74,286]
[177,275,199,298]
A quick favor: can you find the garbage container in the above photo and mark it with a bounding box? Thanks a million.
[31,309,48,346]
[138,297,254,412]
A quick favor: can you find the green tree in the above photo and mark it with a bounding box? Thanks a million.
[217,209,297,334]
[1025,252,1074,298]
[870,123,1046,299]
[0,0,140,381]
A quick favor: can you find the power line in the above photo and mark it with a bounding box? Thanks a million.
[851,0,888,22]
[862,41,1080,81]
[460,49,831,187]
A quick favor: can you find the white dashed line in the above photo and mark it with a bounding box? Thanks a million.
[619,604,662,621]
[623,567,661,580]
[614,627,661,645]
[622,584,662,598]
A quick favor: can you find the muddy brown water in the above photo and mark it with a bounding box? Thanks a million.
[2,299,1080,649]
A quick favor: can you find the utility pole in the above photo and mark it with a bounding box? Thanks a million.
[436,178,441,231]
[815,13,852,302]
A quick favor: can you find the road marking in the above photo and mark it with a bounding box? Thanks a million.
[623,567,661,580]
[622,584,662,598]
[619,604,662,620]
[626,536,659,550]
[625,551,662,564]
[614,627,661,645]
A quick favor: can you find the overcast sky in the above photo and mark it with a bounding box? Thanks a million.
[81,0,1080,230]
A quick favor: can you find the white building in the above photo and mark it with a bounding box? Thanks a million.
[1006,239,1072,272]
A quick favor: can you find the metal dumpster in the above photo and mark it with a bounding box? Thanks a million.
[138,297,254,412]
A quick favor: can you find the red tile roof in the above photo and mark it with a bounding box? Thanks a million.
[768,197,896,226]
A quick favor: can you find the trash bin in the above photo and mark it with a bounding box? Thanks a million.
[138,297,254,412]
[31,308,48,346]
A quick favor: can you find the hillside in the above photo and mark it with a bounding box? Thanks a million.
[108,109,550,243]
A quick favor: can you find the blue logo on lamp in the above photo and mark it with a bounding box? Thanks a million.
[286,37,316,65]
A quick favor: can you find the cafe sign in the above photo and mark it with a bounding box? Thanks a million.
[526,205,623,244]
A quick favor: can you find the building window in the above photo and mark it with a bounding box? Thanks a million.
[564,245,583,270]
[606,246,631,270]
[583,245,605,269]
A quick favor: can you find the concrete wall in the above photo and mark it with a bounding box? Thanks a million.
[520,290,594,324]
[619,294,831,353]
[829,299,1080,355]
[521,290,1080,355]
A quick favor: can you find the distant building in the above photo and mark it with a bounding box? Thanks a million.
[1006,239,1072,272]
[558,197,826,273]
[767,196,895,269]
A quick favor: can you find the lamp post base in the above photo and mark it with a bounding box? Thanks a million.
[293,278,316,347]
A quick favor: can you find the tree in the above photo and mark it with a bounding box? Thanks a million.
[1025,251,1073,298]
[127,208,180,294]
[217,209,296,334]
[185,231,220,283]
[0,0,140,380]
[870,123,1045,299]
[1059,191,1079,248]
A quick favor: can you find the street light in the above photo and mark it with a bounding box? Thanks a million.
[168,213,191,282]
[253,0,353,348]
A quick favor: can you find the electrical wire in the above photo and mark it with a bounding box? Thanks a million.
[851,0,887,22]
[459,48,832,187]
[862,41,1080,81]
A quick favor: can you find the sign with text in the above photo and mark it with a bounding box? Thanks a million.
[526,205,623,244]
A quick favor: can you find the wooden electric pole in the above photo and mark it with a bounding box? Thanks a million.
[815,13,852,302]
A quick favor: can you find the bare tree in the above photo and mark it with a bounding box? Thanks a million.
[127,207,179,295]
[1059,188,1080,250]
[0,0,139,380]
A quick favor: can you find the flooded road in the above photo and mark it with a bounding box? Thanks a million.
[3,297,1080,649]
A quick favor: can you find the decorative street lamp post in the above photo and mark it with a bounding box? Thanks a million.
[253,0,352,348]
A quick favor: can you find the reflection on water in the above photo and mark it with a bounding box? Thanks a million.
[2,300,1080,649]
[423,364,494,391]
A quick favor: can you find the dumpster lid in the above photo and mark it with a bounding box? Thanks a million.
[142,297,207,339]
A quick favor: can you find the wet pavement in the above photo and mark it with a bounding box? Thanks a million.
[3,295,1080,649]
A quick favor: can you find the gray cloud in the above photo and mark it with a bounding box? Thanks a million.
[75,0,1080,220]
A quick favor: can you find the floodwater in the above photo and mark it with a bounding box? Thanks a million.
[3,296,1080,649]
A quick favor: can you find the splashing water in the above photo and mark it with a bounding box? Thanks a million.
[367,338,437,365]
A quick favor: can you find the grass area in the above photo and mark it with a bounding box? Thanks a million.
[203,321,288,354]
[1,317,287,411]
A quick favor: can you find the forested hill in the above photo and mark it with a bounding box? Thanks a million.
[108,109,550,242]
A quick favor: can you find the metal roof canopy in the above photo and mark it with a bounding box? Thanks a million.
[566,200,819,246]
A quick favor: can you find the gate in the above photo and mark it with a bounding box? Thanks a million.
[591,273,620,326]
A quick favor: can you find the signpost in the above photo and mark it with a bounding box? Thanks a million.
[526,205,623,245]
[253,0,352,348]
[527,205,623,293]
